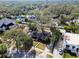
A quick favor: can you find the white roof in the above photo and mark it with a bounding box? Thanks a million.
[59,29,66,34]
[64,32,79,45]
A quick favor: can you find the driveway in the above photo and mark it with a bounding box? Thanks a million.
[53,48,62,58]
[53,39,63,58]
[35,47,53,58]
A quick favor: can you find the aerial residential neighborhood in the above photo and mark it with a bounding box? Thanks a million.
[0,0,79,58]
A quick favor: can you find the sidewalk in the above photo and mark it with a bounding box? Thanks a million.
[53,48,62,58]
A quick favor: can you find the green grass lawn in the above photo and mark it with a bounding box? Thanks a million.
[33,41,38,46]
[47,54,53,58]
[63,50,77,58]
[36,42,45,50]
[33,40,45,50]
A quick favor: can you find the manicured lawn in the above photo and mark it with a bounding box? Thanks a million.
[33,41,38,46]
[63,50,77,58]
[47,54,53,58]
[36,42,45,50]
[33,41,45,50]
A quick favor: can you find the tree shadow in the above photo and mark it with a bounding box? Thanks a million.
[10,49,36,58]
[27,49,36,58]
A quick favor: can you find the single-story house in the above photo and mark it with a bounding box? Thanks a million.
[52,15,60,19]
[22,7,29,13]
[0,18,16,31]
[35,5,45,10]
[0,22,5,31]
[63,32,79,56]
[51,17,59,27]
[20,6,29,12]
[72,19,79,26]
[16,15,25,23]
[31,31,51,43]
[27,15,37,21]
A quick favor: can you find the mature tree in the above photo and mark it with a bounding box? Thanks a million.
[0,44,7,58]
[3,28,33,52]
[28,22,37,31]
[3,29,22,52]
[16,33,33,51]
[50,28,61,53]
[43,35,51,44]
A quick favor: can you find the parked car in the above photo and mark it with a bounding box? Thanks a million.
[59,48,64,55]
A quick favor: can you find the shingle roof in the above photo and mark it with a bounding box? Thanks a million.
[29,15,36,19]
[0,20,4,27]
[0,18,15,27]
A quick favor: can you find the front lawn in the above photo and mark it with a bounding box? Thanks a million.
[36,42,45,50]
[63,50,77,58]
[47,54,53,58]
[33,41,38,46]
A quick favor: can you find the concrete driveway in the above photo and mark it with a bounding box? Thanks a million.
[53,39,63,58]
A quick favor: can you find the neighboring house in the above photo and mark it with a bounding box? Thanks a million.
[0,19,16,31]
[51,17,59,28]
[35,5,45,10]
[27,15,37,21]
[0,22,5,31]
[51,15,60,28]
[23,7,29,13]
[72,19,79,26]
[59,29,66,34]
[63,32,79,56]
[52,15,59,19]
[31,31,51,41]
[16,15,25,23]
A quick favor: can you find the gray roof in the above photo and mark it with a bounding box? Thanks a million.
[0,18,15,27]
[0,20,4,27]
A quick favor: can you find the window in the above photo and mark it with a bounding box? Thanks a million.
[72,46,75,49]
[66,45,70,48]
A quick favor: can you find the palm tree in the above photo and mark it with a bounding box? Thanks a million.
[50,28,61,53]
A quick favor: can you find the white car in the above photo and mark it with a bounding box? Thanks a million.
[58,48,64,55]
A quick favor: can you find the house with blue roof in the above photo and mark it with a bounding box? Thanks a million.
[0,22,5,31]
[0,18,16,31]
[23,8,29,13]
[35,5,45,10]
[16,15,25,23]
[51,15,60,27]
[27,15,37,21]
